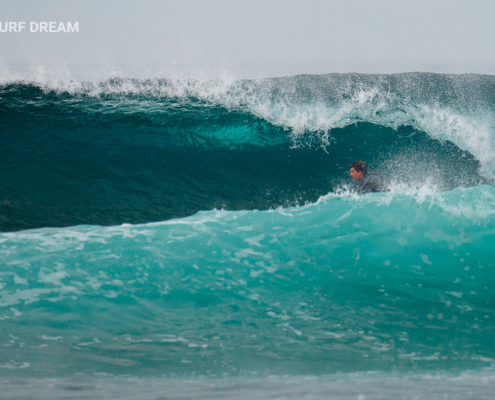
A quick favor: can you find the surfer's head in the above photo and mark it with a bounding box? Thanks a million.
[349,160,367,181]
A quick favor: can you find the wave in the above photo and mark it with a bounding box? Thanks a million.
[1,185,494,377]
[2,72,495,170]
[1,72,492,230]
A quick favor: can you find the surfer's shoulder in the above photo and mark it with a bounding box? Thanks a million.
[358,172,389,193]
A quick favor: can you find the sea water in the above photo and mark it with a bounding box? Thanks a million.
[1,72,495,399]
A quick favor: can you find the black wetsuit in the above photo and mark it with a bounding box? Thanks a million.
[357,172,389,194]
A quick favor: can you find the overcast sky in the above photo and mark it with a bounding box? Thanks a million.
[2,0,495,78]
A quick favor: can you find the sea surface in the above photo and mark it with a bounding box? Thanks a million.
[1,72,495,399]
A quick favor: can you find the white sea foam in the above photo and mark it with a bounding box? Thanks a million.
[316,182,495,222]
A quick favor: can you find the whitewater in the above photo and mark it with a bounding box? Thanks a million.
[1,71,495,399]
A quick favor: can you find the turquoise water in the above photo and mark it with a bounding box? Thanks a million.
[1,72,495,398]
[1,186,494,378]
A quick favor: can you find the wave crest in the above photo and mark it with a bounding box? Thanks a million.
[2,72,495,176]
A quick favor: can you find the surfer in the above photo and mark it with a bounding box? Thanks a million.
[349,160,389,194]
